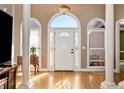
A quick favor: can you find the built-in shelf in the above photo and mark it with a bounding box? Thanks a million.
[120,51,124,53]
[120,28,124,31]
[89,48,105,50]
[89,60,105,62]
[87,19,105,69]
[120,62,124,65]
[88,66,105,69]
[88,29,105,32]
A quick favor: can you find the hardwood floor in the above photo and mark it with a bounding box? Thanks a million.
[16,71,124,89]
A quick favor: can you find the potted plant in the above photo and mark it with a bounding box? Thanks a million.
[30,46,37,56]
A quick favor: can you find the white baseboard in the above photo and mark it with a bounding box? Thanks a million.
[39,68,48,71]
[74,66,81,71]
[18,67,105,72]
[38,67,105,72]
[80,68,105,72]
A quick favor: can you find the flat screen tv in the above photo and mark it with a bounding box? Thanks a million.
[0,10,13,66]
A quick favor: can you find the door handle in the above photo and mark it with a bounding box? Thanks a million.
[71,52,74,54]
[71,49,74,54]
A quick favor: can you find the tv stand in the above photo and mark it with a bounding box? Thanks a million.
[0,68,3,72]
[1,61,12,67]
[0,65,17,89]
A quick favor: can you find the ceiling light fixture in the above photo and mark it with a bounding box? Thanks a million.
[58,5,70,14]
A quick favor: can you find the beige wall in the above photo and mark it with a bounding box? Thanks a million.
[31,4,105,68]
[115,4,124,21]
[0,4,22,62]
[1,4,124,69]
[14,5,23,61]
[14,4,105,68]
[0,4,12,15]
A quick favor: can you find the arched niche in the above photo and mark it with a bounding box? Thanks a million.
[87,18,105,30]
[87,18,105,69]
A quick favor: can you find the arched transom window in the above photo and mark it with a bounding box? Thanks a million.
[50,14,79,28]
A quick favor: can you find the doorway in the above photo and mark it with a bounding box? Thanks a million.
[55,28,74,70]
[20,17,42,71]
[48,13,81,71]
[116,19,124,73]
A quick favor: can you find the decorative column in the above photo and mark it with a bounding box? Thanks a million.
[12,5,15,64]
[118,80,124,88]
[100,4,118,89]
[18,4,32,89]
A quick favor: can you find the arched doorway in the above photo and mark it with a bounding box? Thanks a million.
[47,13,81,71]
[116,18,124,73]
[87,18,105,71]
[20,17,42,70]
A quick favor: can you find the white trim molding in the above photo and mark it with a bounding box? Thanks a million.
[115,18,124,73]
[38,68,105,72]
[87,18,106,30]
[48,12,81,28]
[47,12,81,71]
[39,68,49,71]
[81,68,105,72]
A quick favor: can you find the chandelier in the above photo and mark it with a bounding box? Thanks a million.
[58,5,70,14]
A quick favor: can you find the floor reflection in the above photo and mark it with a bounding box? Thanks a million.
[16,71,124,89]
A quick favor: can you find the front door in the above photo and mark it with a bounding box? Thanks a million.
[55,29,74,70]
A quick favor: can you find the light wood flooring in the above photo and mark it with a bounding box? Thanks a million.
[16,71,124,89]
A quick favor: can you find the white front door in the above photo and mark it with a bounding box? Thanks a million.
[55,29,74,70]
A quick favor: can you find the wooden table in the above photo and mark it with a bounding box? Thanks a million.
[17,56,39,74]
[30,55,39,74]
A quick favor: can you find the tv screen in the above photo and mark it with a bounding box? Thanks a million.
[0,10,13,65]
